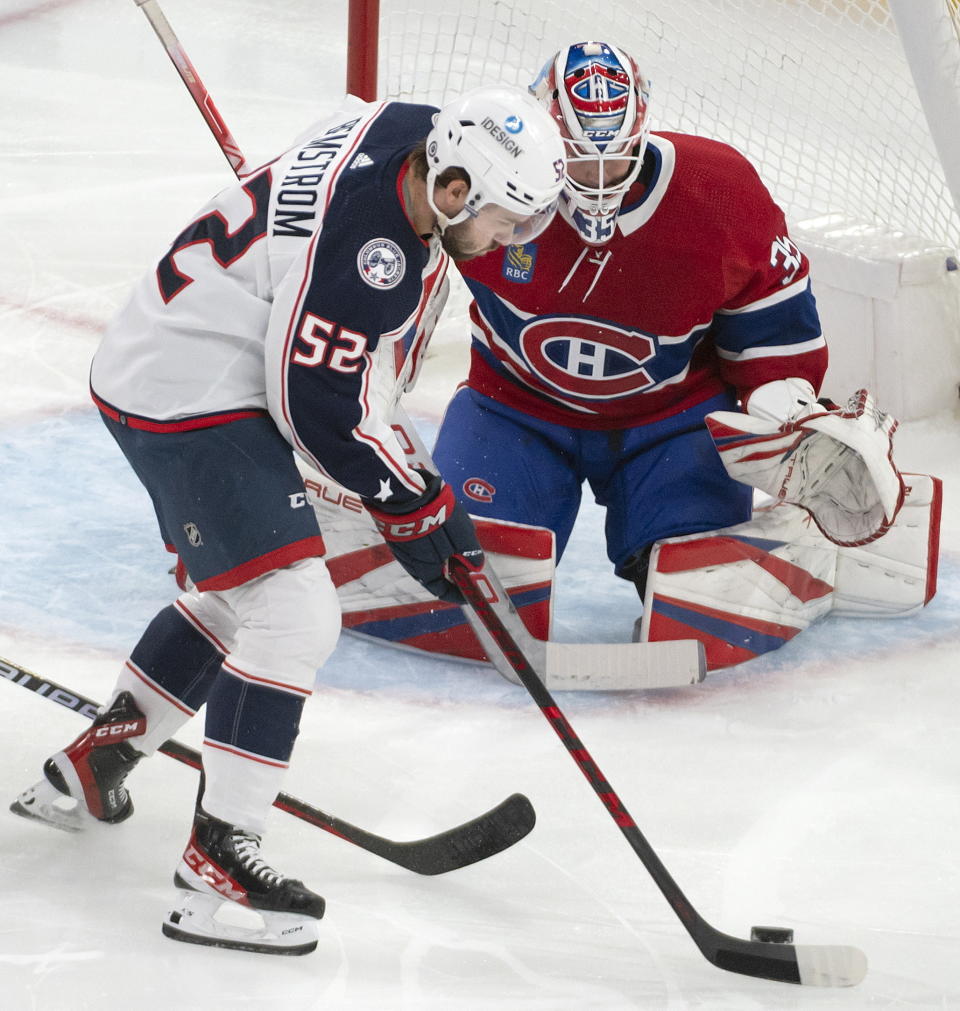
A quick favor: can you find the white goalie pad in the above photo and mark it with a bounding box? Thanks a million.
[302,464,555,658]
[305,464,704,690]
[639,502,836,669]
[831,473,941,618]
[706,389,905,546]
[638,473,940,670]
[303,451,704,690]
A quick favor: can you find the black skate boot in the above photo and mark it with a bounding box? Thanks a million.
[11,691,146,831]
[163,806,325,955]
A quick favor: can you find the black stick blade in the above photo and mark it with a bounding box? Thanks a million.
[398,792,537,875]
[276,792,536,876]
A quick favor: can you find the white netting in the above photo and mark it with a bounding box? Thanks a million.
[378,0,960,252]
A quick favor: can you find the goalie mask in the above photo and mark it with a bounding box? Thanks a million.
[531,41,651,246]
[425,85,565,244]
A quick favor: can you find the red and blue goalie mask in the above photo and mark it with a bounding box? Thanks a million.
[531,41,651,246]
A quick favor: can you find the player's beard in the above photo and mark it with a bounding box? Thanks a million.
[439,220,497,262]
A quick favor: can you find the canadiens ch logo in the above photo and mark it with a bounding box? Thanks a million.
[519,317,656,398]
[503,243,537,283]
[462,477,496,504]
[358,238,405,289]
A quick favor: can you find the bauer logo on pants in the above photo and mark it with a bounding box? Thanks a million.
[358,238,406,289]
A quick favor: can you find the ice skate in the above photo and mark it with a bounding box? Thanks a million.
[10,691,146,832]
[162,806,325,955]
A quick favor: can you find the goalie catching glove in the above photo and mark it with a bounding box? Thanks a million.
[364,470,484,603]
[706,379,905,546]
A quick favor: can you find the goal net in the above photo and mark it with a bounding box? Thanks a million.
[371,0,960,254]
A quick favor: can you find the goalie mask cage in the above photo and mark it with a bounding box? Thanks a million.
[348,0,960,254]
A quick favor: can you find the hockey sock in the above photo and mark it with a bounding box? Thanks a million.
[200,663,309,835]
[113,604,224,755]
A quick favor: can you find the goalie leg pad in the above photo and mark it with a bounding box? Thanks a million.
[832,473,941,617]
[639,504,837,669]
[640,473,941,668]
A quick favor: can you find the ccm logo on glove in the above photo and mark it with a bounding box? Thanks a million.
[364,471,484,602]
[371,483,457,541]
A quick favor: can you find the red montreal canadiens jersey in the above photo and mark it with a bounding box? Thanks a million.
[456,132,827,429]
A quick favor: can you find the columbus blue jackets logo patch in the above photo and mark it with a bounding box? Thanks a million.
[503,243,537,283]
[358,238,405,289]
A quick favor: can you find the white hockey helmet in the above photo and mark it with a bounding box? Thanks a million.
[531,41,652,245]
[425,85,565,242]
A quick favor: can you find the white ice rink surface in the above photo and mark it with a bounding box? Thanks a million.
[2,1,959,1008]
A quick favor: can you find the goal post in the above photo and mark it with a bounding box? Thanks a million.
[890,0,960,232]
[346,0,379,101]
[346,0,960,420]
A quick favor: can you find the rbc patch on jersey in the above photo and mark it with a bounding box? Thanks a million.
[358,238,406,289]
[502,243,537,284]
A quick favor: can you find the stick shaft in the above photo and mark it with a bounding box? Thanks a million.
[133,0,250,177]
[448,562,702,925]
[447,561,862,986]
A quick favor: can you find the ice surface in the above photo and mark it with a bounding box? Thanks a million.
[1,2,958,1008]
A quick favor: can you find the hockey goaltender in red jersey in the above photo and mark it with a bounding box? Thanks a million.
[431,40,941,671]
[11,86,565,954]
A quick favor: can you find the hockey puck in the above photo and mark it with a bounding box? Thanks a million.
[750,925,794,944]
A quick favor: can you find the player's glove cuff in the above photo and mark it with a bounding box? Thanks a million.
[364,471,484,602]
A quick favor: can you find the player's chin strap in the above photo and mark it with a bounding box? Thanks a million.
[706,385,905,547]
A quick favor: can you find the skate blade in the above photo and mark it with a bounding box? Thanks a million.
[162,890,319,956]
[10,779,90,833]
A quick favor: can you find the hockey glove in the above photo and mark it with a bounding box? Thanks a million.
[364,470,484,603]
[706,387,905,546]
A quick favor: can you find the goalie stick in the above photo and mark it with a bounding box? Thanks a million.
[2,655,534,876]
[447,559,868,988]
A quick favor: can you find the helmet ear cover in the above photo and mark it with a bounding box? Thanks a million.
[531,41,652,245]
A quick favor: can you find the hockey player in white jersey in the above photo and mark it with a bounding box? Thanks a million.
[11,86,565,955]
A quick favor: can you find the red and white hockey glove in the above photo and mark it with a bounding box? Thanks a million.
[707,382,905,546]
[364,470,484,603]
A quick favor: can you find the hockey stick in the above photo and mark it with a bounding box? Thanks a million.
[133,0,250,177]
[2,654,534,875]
[447,559,868,988]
